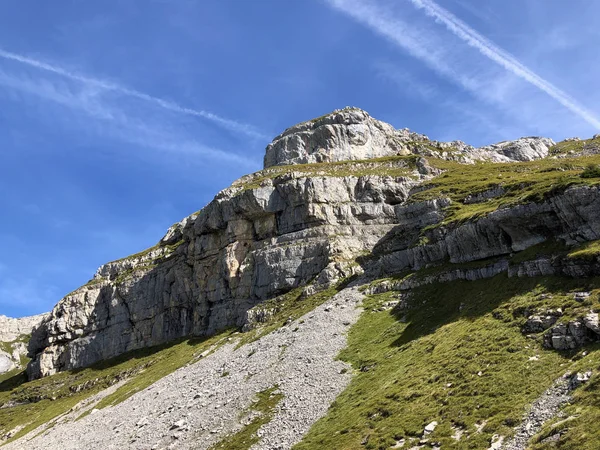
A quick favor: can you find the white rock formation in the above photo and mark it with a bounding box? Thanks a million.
[478,137,556,162]
[0,313,48,374]
[264,107,427,167]
[0,314,48,342]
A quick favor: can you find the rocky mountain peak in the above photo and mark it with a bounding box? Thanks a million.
[263,107,558,168]
[263,107,428,168]
[4,107,600,450]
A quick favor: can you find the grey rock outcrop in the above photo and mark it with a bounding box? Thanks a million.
[544,312,600,350]
[523,311,562,334]
[464,186,506,204]
[28,169,422,379]
[264,107,427,167]
[0,313,48,374]
[374,185,600,276]
[479,137,555,162]
[21,108,594,380]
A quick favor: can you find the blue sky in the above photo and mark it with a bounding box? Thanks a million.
[2,0,600,317]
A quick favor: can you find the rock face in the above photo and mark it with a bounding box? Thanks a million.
[263,107,426,167]
[372,185,600,276]
[0,314,48,342]
[478,137,555,162]
[22,107,587,379]
[0,314,47,374]
[27,167,423,378]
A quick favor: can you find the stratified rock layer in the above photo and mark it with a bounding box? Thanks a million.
[28,169,421,378]
[24,107,583,380]
[0,314,48,374]
[372,185,600,275]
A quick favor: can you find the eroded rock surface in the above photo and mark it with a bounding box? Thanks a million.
[0,314,48,342]
[264,107,425,167]
[0,314,48,374]
[27,170,422,378]
[22,108,589,380]
[373,185,600,276]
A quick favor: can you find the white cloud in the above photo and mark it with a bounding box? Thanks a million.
[0,47,269,140]
[409,0,600,129]
[0,67,259,168]
[325,0,600,135]
[326,0,482,94]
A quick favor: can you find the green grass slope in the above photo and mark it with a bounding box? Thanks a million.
[412,155,600,227]
[295,275,600,450]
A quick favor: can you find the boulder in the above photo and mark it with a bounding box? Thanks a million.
[584,312,600,334]
[545,314,600,350]
[523,310,562,333]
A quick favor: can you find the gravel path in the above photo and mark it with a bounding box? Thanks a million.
[502,373,587,450]
[5,285,364,450]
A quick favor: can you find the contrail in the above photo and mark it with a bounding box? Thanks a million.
[410,0,600,129]
[0,47,269,139]
[324,0,492,99]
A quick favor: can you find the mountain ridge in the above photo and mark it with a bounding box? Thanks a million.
[3,107,600,449]
[25,107,569,380]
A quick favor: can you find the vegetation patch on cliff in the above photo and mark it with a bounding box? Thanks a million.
[105,238,184,267]
[296,274,600,449]
[413,155,600,227]
[567,240,600,261]
[233,155,420,192]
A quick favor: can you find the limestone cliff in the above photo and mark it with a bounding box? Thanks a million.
[28,112,430,378]
[0,314,48,374]
[25,107,594,380]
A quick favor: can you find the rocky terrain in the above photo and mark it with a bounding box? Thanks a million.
[25,108,566,380]
[3,107,600,449]
[0,314,47,375]
[3,286,364,450]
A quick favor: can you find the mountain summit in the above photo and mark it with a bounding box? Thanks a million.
[25,108,561,380]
